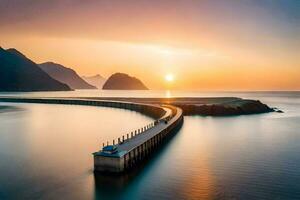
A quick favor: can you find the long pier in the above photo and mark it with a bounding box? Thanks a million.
[0,97,183,173]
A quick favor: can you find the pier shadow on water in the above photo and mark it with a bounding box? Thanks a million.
[93,121,183,200]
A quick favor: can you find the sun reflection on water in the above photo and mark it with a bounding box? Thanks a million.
[165,90,172,98]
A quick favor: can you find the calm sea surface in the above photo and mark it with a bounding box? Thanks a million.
[0,91,299,200]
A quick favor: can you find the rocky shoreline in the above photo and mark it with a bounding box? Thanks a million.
[174,99,274,116]
[81,97,277,116]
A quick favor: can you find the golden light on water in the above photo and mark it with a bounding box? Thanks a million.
[165,90,172,98]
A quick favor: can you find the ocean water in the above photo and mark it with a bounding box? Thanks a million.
[0,91,299,200]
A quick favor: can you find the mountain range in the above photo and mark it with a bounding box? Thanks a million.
[82,74,106,89]
[0,47,149,91]
[0,47,71,91]
[39,62,96,90]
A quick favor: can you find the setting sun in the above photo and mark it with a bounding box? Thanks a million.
[165,74,174,82]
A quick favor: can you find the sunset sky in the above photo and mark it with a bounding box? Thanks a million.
[1,0,299,90]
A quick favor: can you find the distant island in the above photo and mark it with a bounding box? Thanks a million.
[39,62,96,90]
[103,73,148,90]
[82,74,106,89]
[0,47,71,92]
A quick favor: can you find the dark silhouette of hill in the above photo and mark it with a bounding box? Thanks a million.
[39,62,96,90]
[82,74,106,89]
[0,47,71,92]
[103,73,148,90]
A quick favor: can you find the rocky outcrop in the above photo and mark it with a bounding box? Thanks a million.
[175,99,274,116]
[102,73,148,90]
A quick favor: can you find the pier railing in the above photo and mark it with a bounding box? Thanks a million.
[102,104,175,147]
[102,121,157,147]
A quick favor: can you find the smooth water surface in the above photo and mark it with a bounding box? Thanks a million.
[0,91,300,199]
[0,103,153,200]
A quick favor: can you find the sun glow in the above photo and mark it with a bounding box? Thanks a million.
[165,74,174,82]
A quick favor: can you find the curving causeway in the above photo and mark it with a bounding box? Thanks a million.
[0,97,184,173]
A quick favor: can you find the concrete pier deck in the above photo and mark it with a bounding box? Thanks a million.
[93,104,183,173]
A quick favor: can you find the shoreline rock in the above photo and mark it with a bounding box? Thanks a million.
[176,100,274,116]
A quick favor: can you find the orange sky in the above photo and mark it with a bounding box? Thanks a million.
[0,0,299,90]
